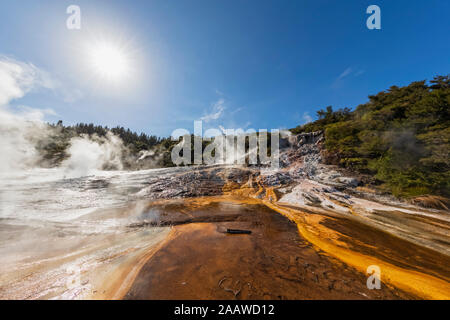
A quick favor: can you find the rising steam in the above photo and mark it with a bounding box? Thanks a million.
[0,56,130,177]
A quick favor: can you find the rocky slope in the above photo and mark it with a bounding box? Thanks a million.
[129,131,450,299]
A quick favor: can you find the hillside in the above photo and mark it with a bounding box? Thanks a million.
[36,122,177,169]
[36,76,449,198]
[291,75,450,197]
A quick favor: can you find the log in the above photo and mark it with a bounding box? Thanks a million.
[226,228,252,234]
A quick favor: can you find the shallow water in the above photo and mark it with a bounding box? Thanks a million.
[0,167,186,299]
[1,166,449,299]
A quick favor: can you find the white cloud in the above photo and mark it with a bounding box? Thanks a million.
[333,67,365,88]
[0,56,56,106]
[60,87,84,103]
[230,107,242,115]
[336,67,366,81]
[200,98,226,122]
[0,55,83,106]
[302,112,313,124]
[199,94,250,132]
[15,105,57,120]
[337,67,353,81]
[243,121,252,128]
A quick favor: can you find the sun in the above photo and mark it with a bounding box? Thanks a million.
[89,42,129,81]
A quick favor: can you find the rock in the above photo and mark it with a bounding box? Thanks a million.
[134,129,361,204]
[336,177,359,187]
[260,172,292,186]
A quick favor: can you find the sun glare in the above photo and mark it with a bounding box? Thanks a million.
[89,42,129,81]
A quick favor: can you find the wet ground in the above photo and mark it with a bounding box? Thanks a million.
[125,197,412,300]
[1,165,449,300]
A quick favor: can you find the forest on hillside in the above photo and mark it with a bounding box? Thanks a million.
[38,75,449,198]
[292,75,450,197]
[37,122,176,169]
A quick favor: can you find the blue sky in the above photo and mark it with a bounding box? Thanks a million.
[1,0,449,136]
